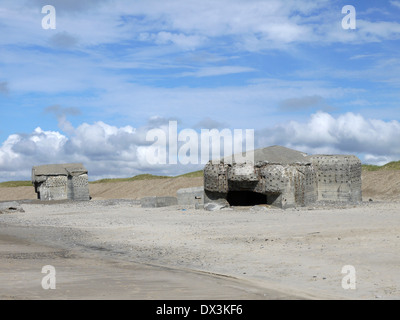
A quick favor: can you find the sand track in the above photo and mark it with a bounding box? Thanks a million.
[1,200,399,299]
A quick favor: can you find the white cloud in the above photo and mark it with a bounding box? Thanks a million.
[390,1,400,9]
[26,0,111,13]
[6,0,396,52]
[0,120,202,181]
[364,154,396,166]
[1,112,400,181]
[179,66,256,77]
[154,32,206,50]
[0,128,68,180]
[349,54,381,60]
[356,20,400,42]
[256,112,400,160]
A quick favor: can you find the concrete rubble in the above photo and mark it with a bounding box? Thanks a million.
[0,201,25,214]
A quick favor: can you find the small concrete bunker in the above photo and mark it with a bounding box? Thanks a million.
[32,163,90,201]
[204,146,362,209]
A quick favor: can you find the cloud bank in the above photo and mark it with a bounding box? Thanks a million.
[1,112,399,181]
[3,0,400,50]
[256,112,400,164]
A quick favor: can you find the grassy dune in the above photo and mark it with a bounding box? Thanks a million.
[90,174,170,184]
[362,161,400,171]
[0,181,32,188]
[89,170,204,184]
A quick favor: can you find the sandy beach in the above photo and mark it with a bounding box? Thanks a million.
[0,231,287,300]
[0,171,399,300]
[0,199,399,300]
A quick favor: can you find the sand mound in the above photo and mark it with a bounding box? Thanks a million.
[0,171,399,202]
[0,186,36,201]
[0,177,203,202]
[89,176,203,200]
[362,170,400,201]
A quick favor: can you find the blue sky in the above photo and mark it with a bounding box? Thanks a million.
[1,0,400,181]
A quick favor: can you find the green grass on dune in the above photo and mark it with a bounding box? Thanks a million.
[175,170,204,178]
[90,170,204,184]
[362,161,400,171]
[380,161,400,170]
[0,181,32,188]
[90,174,170,184]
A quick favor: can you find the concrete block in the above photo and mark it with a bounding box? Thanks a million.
[204,199,229,211]
[32,163,90,201]
[203,146,362,209]
[140,196,178,208]
[177,187,204,206]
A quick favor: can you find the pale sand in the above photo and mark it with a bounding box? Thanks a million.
[0,200,399,300]
[0,171,399,300]
[0,233,289,300]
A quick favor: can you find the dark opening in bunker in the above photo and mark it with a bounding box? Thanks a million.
[67,175,74,200]
[227,191,282,207]
[227,191,267,206]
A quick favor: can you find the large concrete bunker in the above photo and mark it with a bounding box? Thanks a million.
[32,163,90,201]
[204,146,362,209]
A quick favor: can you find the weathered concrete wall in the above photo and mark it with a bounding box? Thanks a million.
[141,196,178,208]
[68,174,90,201]
[35,174,90,201]
[308,155,362,203]
[203,146,362,210]
[204,163,229,194]
[204,161,317,209]
[268,164,317,209]
[36,176,68,201]
[177,187,204,206]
